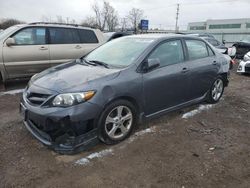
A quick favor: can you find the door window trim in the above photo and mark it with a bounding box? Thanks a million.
[8,26,48,46]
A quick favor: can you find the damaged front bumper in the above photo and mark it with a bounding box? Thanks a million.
[20,93,103,154]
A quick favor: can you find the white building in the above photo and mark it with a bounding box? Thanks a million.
[187,18,250,45]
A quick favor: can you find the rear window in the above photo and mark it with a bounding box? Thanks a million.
[49,28,80,44]
[78,29,98,43]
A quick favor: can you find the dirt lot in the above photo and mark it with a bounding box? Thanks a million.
[0,69,249,188]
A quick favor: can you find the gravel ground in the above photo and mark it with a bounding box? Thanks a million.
[0,68,249,188]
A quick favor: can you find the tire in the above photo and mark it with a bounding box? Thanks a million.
[98,99,137,145]
[207,77,224,104]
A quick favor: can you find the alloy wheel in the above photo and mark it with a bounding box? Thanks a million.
[212,79,223,101]
[105,105,133,139]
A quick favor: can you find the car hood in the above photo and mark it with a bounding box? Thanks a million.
[30,60,121,93]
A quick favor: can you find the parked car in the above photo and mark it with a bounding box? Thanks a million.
[0,22,105,85]
[232,39,250,59]
[201,37,236,69]
[104,32,132,42]
[201,37,227,53]
[185,33,215,39]
[20,34,230,154]
[237,51,250,74]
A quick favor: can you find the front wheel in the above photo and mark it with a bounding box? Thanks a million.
[98,100,137,145]
[207,77,224,104]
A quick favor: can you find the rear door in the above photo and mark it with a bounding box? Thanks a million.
[184,39,219,100]
[143,39,190,115]
[3,27,50,78]
[48,27,84,67]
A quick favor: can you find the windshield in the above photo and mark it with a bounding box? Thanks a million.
[0,25,20,40]
[85,37,155,67]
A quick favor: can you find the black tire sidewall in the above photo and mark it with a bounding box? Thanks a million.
[207,77,224,104]
[98,99,137,145]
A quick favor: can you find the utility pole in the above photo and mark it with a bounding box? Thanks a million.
[175,3,180,33]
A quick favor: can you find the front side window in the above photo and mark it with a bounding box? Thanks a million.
[186,40,208,60]
[49,28,80,44]
[13,27,46,45]
[148,40,184,67]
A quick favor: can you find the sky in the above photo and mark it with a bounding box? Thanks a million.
[1,0,250,30]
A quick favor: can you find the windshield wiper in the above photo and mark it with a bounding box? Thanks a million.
[88,60,110,69]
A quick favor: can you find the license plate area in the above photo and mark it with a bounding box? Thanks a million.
[20,103,27,121]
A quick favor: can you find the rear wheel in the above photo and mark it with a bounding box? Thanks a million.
[98,100,137,145]
[207,77,224,104]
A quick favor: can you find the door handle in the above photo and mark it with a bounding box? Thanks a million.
[75,45,82,49]
[212,60,217,65]
[181,67,189,73]
[39,46,48,50]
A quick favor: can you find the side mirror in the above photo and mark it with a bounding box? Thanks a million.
[222,40,226,45]
[6,38,15,46]
[143,58,160,72]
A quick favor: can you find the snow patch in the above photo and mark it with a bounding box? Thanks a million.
[182,104,213,119]
[128,127,156,143]
[75,149,113,165]
[0,89,24,96]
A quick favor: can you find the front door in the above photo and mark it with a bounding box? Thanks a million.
[3,27,50,78]
[143,39,190,115]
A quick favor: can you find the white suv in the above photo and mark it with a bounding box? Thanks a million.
[0,22,105,84]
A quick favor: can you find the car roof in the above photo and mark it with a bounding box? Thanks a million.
[18,23,98,31]
[124,33,202,41]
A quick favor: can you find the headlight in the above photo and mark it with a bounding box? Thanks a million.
[52,91,95,107]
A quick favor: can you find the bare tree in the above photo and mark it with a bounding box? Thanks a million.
[104,1,118,31]
[120,17,128,32]
[92,1,105,30]
[127,8,144,33]
[81,16,98,28]
[0,18,25,29]
[91,1,118,31]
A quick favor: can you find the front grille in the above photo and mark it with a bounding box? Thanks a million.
[27,92,51,106]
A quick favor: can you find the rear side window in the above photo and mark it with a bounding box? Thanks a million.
[149,40,184,67]
[12,27,46,45]
[78,29,98,43]
[186,40,208,60]
[49,28,80,44]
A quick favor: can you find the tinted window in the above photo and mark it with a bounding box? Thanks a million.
[49,28,80,44]
[78,29,98,43]
[148,40,184,67]
[13,27,46,45]
[186,40,208,60]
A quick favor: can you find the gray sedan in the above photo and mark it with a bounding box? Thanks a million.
[20,34,230,154]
